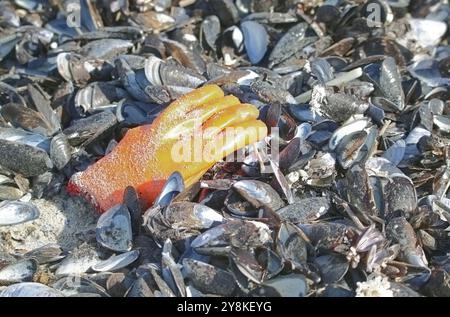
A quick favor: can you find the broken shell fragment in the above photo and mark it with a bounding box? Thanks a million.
[92,250,140,272]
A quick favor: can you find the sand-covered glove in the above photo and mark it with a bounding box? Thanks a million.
[68,85,267,212]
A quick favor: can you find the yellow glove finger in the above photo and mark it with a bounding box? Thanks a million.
[164,95,241,139]
[208,119,268,162]
[155,84,224,129]
[179,119,267,182]
[201,103,260,139]
[184,166,211,187]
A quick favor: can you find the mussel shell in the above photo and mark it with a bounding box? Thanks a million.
[229,247,266,284]
[318,2,342,23]
[74,82,127,113]
[133,235,162,265]
[0,103,52,136]
[210,0,240,27]
[307,130,333,147]
[145,56,206,89]
[269,23,317,67]
[191,220,272,255]
[80,39,133,60]
[288,104,321,122]
[346,164,377,216]
[386,217,428,268]
[123,186,142,236]
[378,57,405,111]
[390,279,425,297]
[0,282,63,297]
[143,85,171,104]
[233,180,285,211]
[303,152,336,187]
[163,39,206,74]
[315,91,369,123]
[161,239,186,297]
[277,222,309,267]
[384,176,417,216]
[92,250,140,272]
[329,118,369,151]
[27,83,61,135]
[55,244,101,277]
[106,272,135,297]
[0,259,38,285]
[0,127,50,152]
[383,139,406,166]
[409,18,447,48]
[154,172,185,207]
[335,130,368,169]
[63,111,118,147]
[423,269,450,297]
[96,204,133,253]
[24,244,65,264]
[240,21,268,64]
[0,201,39,226]
[201,189,228,211]
[224,190,258,217]
[320,284,354,297]
[52,276,109,297]
[276,197,331,223]
[0,185,23,201]
[163,201,223,229]
[299,222,355,251]
[116,100,163,126]
[365,157,404,177]
[56,53,77,83]
[201,15,221,51]
[355,224,385,252]
[183,258,237,296]
[434,115,450,133]
[252,274,308,297]
[256,247,284,279]
[148,266,176,297]
[115,58,154,103]
[0,140,53,177]
[50,133,72,170]
[314,253,349,284]
[129,10,175,32]
[125,277,154,297]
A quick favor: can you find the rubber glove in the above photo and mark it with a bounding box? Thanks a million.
[68,85,267,212]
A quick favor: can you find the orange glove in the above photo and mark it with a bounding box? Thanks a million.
[68,85,267,212]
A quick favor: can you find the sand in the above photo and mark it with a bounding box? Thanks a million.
[0,190,98,255]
